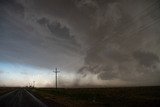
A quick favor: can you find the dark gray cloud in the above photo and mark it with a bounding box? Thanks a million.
[47,21,71,40]
[133,51,159,67]
[0,0,82,72]
[0,0,25,17]
[37,17,49,26]
[37,17,76,42]
[0,0,160,86]
[76,0,160,85]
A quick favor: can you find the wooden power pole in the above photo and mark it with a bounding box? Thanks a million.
[53,68,60,89]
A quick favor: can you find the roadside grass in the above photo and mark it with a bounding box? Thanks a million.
[0,87,18,96]
[30,86,160,107]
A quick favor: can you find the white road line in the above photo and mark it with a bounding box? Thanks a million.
[24,89,47,107]
[0,89,18,101]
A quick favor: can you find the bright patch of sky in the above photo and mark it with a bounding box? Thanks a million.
[0,62,54,87]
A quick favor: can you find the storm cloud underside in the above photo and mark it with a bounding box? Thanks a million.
[0,0,160,87]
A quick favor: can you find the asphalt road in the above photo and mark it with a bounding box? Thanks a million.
[0,88,47,107]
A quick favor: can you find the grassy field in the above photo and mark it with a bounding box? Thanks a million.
[0,87,18,96]
[30,86,160,107]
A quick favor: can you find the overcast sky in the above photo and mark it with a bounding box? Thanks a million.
[0,0,160,87]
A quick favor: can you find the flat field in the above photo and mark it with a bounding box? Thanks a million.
[0,87,18,96]
[29,86,160,107]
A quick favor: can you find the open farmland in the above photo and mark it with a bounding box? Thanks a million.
[29,86,160,107]
[0,87,18,96]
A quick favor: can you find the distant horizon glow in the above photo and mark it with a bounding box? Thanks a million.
[0,62,134,87]
[0,62,52,87]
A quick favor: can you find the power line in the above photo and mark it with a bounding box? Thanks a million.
[53,68,60,89]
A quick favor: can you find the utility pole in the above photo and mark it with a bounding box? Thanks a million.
[53,68,60,89]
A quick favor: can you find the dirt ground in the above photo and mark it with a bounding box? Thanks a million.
[29,86,160,107]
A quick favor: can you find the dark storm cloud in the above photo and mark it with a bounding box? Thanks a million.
[0,0,82,71]
[47,22,71,40]
[37,17,49,26]
[0,0,25,17]
[133,51,160,67]
[76,0,160,85]
[37,17,76,42]
[25,0,92,41]
[1,0,160,86]
[37,18,80,55]
[98,70,116,80]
